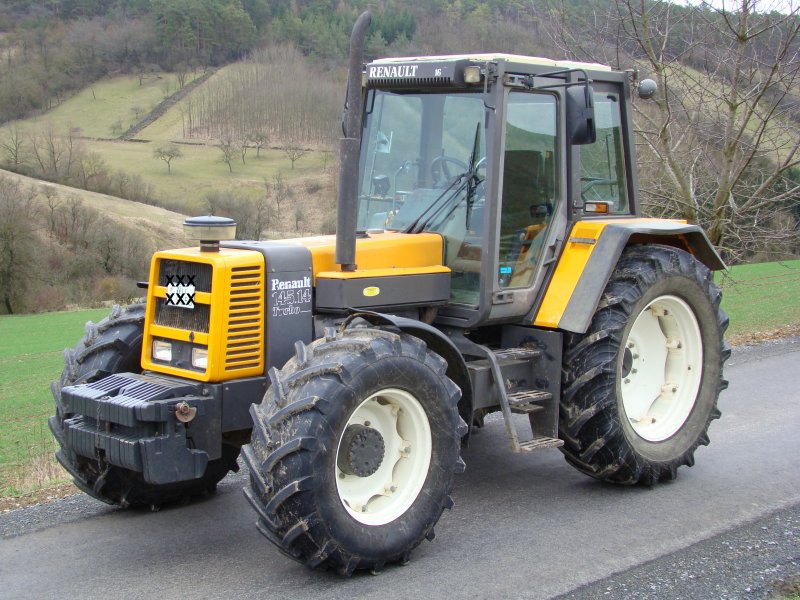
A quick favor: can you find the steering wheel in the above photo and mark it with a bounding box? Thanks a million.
[430,155,467,187]
[430,155,489,187]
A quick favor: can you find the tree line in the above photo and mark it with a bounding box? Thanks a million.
[0,175,155,314]
[0,124,163,208]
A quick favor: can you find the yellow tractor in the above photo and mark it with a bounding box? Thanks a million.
[50,12,728,574]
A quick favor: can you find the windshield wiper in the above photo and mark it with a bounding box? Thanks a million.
[464,123,482,228]
[406,123,484,234]
[405,170,469,234]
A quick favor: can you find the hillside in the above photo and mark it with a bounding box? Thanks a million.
[0,168,185,242]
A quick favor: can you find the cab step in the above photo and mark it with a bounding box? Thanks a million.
[493,347,542,361]
[518,437,564,452]
[508,390,552,414]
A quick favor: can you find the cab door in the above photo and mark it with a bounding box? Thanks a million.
[488,88,568,322]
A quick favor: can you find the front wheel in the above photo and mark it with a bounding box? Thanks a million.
[243,327,466,574]
[559,245,730,485]
[50,304,240,508]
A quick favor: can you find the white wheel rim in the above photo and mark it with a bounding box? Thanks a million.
[620,295,703,442]
[335,388,432,526]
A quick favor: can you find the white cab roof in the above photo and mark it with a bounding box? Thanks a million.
[372,53,612,72]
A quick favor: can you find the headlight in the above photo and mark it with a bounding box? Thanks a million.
[191,347,208,369]
[153,340,172,362]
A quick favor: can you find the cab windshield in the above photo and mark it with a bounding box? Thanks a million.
[357,89,487,306]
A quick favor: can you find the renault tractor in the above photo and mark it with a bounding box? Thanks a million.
[50,12,729,574]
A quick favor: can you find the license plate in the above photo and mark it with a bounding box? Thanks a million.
[165,276,196,309]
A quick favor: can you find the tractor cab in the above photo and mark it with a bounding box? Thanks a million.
[354,54,635,326]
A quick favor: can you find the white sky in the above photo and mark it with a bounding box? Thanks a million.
[677,0,798,15]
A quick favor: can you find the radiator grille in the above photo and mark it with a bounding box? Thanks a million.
[154,300,210,333]
[158,260,212,292]
[225,265,264,372]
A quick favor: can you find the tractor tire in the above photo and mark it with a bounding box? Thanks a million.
[243,326,467,574]
[49,303,240,508]
[559,245,730,485]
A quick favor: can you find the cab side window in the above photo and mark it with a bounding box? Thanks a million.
[499,92,559,289]
[580,92,630,214]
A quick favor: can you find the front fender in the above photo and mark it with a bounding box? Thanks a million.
[344,310,473,434]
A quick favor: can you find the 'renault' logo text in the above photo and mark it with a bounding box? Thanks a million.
[369,64,418,78]
[271,276,311,292]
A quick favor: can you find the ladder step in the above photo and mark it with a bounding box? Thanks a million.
[493,347,542,361]
[517,437,564,452]
[510,404,544,415]
[508,389,553,404]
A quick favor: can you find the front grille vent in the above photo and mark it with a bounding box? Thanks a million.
[225,265,264,371]
[158,260,212,292]
[154,300,210,333]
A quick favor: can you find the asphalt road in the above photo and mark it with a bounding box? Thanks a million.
[1,337,798,599]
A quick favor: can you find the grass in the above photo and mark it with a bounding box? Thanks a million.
[7,66,326,215]
[16,73,199,139]
[0,308,108,496]
[137,67,230,140]
[716,259,800,338]
[0,259,797,499]
[90,139,326,214]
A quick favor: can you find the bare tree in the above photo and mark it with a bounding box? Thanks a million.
[152,144,183,174]
[253,193,273,240]
[281,139,308,169]
[176,63,189,90]
[294,206,305,231]
[217,136,238,173]
[239,141,248,165]
[251,130,268,157]
[0,125,26,167]
[43,186,61,233]
[320,149,335,172]
[620,0,800,261]
[549,0,800,261]
[28,126,78,180]
[270,171,291,213]
[73,151,106,188]
[0,177,37,313]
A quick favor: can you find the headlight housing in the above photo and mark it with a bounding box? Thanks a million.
[191,346,209,369]
[152,340,173,362]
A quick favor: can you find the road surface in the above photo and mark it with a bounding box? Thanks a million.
[1,337,798,599]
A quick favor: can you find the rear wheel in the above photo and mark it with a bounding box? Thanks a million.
[243,326,466,574]
[49,304,240,508]
[559,245,730,485]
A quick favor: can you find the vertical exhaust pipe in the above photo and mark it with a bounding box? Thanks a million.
[335,10,371,272]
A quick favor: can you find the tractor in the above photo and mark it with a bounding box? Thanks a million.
[49,12,729,574]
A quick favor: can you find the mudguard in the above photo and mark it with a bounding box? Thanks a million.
[345,310,473,431]
[534,219,725,334]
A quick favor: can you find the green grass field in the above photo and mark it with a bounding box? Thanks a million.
[15,73,198,138]
[0,308,108,495]
[90,139,325,214]
[0,259,797,497]
[715,259,800,338]
[7,68,320,216]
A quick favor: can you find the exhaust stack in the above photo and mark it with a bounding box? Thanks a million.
[335,10,371,272]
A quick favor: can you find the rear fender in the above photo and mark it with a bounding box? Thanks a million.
[534,220,724,334]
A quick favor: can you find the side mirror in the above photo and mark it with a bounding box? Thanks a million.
[566,84,596,145]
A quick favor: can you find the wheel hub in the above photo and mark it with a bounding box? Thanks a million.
[335,388,433,526]
[337,424,385,477]
[620,295,703,442]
